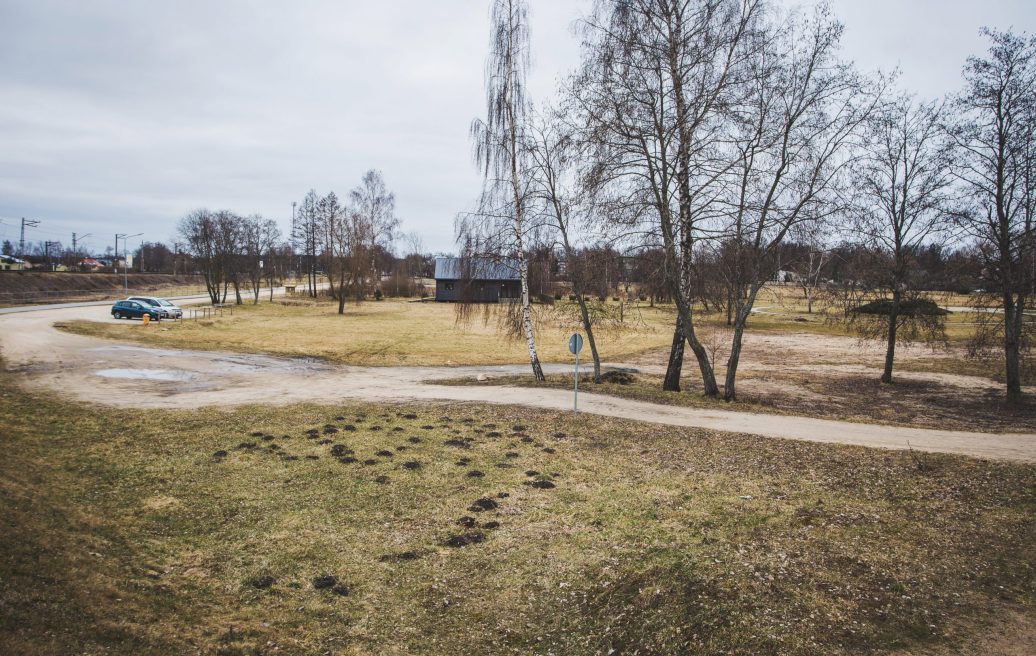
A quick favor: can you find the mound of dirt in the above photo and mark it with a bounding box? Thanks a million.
[601,371,637,385]
[312,575,337,589]
[249,575,275,589]
[469,497,498,512]
[442,532,485,548]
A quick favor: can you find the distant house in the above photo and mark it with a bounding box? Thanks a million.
[79,258,103,270]
[434,257,521,303]
[0,255,27,271]
[773,269,802,284]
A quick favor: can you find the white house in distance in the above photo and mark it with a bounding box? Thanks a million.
[0,255,28,271]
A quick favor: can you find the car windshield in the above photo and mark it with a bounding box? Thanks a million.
[158,300,174,306]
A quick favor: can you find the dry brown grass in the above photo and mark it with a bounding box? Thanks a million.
[0,367,1033,655]
[57,288,992,368]
[443,370,1036,433]
[58,297,682,366]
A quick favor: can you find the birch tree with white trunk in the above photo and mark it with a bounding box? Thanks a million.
[467,0,545,381]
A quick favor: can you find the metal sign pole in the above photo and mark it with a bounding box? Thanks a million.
[574,347,579,417]
[569,333,583,417]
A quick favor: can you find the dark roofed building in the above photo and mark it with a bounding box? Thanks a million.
[434,257,521,303]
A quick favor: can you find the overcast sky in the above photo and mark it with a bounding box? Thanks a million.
[0,0,1033,257]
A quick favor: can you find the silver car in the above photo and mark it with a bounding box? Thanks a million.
[127,296,183,319]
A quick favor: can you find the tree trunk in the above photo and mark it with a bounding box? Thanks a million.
[518,253,545,381]
[663,314,685,392]
[504,31,542,383]
[687,327,720,397]
[573,289,602,383]
[881,289,901,384]
[723,287,763,401]
[309,256,317,298]
[205,275,219,305]
[1004,292,1023,404]
[723,319,746,401]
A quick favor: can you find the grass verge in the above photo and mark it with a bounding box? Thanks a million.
[435,370,1036,434]
[0,369,1034,654]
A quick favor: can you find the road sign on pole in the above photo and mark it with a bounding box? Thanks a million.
[569,333,584,416]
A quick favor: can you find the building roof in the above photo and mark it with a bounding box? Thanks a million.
[434,257,520,281]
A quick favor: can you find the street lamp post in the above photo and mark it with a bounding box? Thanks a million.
[116,233,143,296]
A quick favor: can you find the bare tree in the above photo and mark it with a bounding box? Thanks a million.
[790,229,830,314]
[266,241,290,301]
[350,170,400,300]
[526,112,604,382]
[576,0,761,396]
[716,5,877,400]
[242,215,281,304]
[293,190,322,297]
[179,209,232,305]
[852,95,953,382]
[467,0,545,381]
[320,191,352,314]
[208,210,245,304]
[950,28,1036,403]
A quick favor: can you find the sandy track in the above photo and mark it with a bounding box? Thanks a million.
[1,304,1033,463]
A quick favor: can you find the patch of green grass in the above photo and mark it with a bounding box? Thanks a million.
[1,369,1034,654]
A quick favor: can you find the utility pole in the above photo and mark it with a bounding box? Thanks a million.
[44,240,58,271]
[72,233,91,262]
[291,201,298,281]
[115,233,142,295]
[19,218,40,257]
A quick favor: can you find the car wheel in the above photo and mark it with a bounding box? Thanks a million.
[113,311,122,319]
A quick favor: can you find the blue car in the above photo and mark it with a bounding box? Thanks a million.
[111,299,161,321]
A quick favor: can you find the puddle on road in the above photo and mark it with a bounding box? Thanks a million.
[95,368,195,382]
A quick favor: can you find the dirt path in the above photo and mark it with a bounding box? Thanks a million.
[1,304,1034,463]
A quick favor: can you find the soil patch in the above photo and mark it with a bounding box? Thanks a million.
[442,532,486,548]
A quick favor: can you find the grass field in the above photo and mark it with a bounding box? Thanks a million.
[58,297,681,366]
[1,367,1033,655]
[56,287,997,368]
